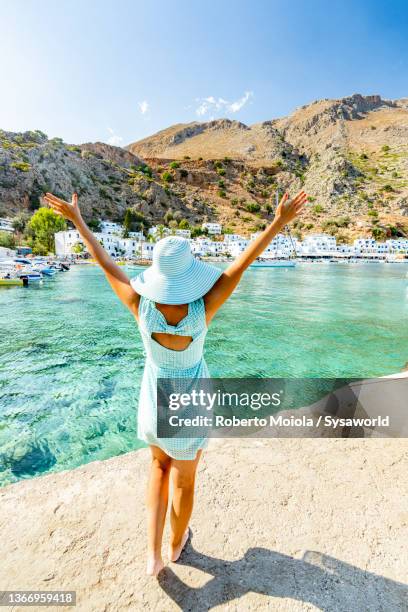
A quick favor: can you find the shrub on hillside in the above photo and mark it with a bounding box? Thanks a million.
[11,161,31,172]
[372,227,386,240]
[162,171,173,183]
[0,231,16,249]
[312,204,324,214]
[245,202,261,213]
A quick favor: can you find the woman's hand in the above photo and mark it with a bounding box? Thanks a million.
[274,190,308,227]
[43,192,83,226]
[205,189,308,323]
[44,191,140,314]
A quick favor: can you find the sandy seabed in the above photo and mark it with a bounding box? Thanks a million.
[1,438,407,611]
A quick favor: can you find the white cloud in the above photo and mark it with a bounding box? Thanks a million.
[195,91,253,118]
[107,127,123,146]
[229,91,253,113]
[138,100,149,115]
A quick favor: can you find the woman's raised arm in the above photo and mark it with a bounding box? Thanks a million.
[44,193,140,318]
[204,190,308,323]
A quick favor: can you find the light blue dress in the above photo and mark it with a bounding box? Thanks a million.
[137,295,210,459]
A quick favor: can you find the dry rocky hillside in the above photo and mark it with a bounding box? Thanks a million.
[1,94,408,241]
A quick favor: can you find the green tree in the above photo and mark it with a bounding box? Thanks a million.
[0,231,16,249]
[169,220,178,234]
[12,212,30,234]
[178,219,190,229]
[27,207,66,253]
[156,225,167,240]
[72,242,85,254]
[87,218,101,232]
[164,210,174,224]
[123,208,133,238]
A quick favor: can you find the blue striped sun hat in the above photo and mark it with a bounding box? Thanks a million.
[130,236,223,304]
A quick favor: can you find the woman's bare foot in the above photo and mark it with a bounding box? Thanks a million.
[168,528,190,562]
[146,555,164,577]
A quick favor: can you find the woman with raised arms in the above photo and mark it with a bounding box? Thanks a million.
[44,189,307,576]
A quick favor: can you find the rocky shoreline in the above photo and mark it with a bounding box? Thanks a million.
[1,436,407,611]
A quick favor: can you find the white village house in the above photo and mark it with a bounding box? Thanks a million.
[202,222,222,235]
[55,220,408,261]
[0,218,14,233]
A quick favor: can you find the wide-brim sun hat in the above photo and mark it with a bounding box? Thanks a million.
[130,236,223,305]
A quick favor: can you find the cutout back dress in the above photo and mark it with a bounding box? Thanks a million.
[137,295,210,459]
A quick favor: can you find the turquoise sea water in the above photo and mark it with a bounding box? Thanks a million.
[0,263,407,486]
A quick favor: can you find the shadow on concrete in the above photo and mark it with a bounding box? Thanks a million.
[158,536,407,611]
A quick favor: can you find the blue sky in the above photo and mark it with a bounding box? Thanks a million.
[1,0,407,145]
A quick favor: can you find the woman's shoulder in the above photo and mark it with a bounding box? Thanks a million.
[188,296,206,322]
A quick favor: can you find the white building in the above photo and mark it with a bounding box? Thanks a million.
[190,237,227,256]
[175,229,191,239]
[227,240,250,257]
[148,226,170,239]
[0,246,16,258]
[386,238,408,253]
[55,229,82,256]
[353,238,377,253]
[224,234,245,243]
[128,231,144,240]
[141,242,155,260]
[202,222,222,235]
[94,233,119,256]
[118,238,143,258]
[100,221,123,235]
[249,232,298,258]
[148,226,191,240]
[0,218,14,233]
[300,234,337,256]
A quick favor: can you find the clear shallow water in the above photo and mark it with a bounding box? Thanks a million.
[0,263,407,486]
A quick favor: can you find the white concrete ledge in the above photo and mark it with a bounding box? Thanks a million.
[1,437,407,611]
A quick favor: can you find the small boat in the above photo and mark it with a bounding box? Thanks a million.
[0,277,25,286]
[0,261,29,286]
[31,258,58,276]
[38,266,57,276]
[18,269,42,281]
[52,261,70,271]
[250,259,296,268]
[13,259,43,281]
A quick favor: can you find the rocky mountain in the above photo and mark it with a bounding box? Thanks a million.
[1,93,408,242]
[127,93,408,240]
[0,130,213,228]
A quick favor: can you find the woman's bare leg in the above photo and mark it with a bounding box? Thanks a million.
[169,450,202,562]
[146,445,171,576]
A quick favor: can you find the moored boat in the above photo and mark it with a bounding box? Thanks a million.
[250,259,296,268]
[0,277,25,286]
